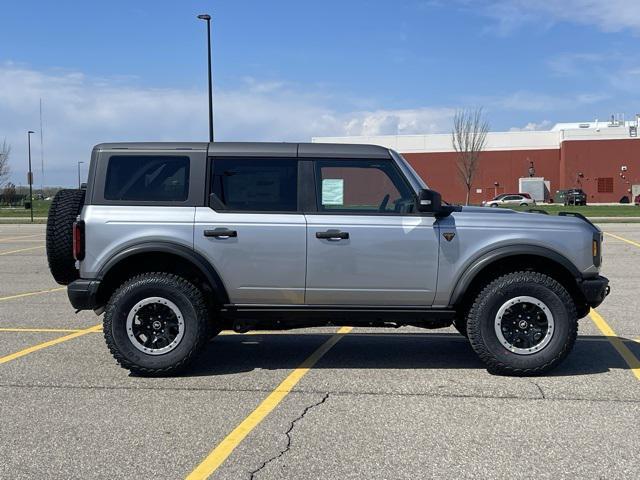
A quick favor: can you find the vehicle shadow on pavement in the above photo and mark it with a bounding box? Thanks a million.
[179,333,632,378]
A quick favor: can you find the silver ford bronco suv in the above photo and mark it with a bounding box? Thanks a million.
[46,142,609,376]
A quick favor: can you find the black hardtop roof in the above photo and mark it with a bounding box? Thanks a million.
[93,142,391,159]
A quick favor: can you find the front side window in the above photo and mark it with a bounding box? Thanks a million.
[104,156,190,201]
[315,159,415,214]
[210,158,298,212]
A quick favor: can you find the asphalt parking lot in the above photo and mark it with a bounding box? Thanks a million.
[0,224,639,479]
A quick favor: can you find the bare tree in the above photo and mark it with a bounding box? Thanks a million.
[452,108,489,205]
[0,139,10,188]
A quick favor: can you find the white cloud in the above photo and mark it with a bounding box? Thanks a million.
[459,1,640,35]
[473,90,610,112]
[546,53,607,77]
[0,64,454,186]
[510,120,552,132]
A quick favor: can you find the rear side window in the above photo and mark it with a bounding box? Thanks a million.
[210,158,298,212]
[104,156,190,201]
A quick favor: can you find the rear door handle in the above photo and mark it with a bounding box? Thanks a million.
[316,229,349,240]
[204,228,238,239]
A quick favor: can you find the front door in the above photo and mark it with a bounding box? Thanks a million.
[305,158,439,306]
[194,157,306,305]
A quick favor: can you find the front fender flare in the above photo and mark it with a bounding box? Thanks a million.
[448,244,582,306]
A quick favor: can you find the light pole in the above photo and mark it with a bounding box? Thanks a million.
[27,130,34,223]
[197,13,214,142]
[77,161,84,189]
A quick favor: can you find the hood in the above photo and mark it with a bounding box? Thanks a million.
[453,205,600,233]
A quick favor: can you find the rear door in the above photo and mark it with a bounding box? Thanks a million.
[304,157,439,306]
[194,156,307,305]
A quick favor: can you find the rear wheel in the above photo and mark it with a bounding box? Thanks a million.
[466,271,577,376]
[104,273,208,376]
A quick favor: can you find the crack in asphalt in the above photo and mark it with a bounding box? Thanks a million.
[1,383,639,403]
[249,393,330,480]
[529,380,546,399]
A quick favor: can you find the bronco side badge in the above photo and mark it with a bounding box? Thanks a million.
[443,232,456,242]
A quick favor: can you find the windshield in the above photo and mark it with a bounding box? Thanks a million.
[390,150,428,191]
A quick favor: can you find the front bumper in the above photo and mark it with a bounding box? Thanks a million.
[67,279,101,311]
[579,275,610,308]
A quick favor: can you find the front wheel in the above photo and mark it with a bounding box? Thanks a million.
[466,271,577,376]
[104,273,209,376]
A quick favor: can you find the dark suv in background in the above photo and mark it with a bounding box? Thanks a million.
[564,189,588,206]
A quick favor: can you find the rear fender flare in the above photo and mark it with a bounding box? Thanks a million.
[97,242,230,304]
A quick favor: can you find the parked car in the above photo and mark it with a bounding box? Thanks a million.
[564,189,587,206]
[45,142,608,376]
[483,194,536,207]
[555,189,569,204]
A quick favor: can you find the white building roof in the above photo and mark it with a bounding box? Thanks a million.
[313,119,639,153]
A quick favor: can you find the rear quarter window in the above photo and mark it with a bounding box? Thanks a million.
[104,156,190,202]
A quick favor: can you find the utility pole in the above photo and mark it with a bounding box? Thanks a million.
[197,13,214,142]
[39,98,45,193]
[27,131,35,223]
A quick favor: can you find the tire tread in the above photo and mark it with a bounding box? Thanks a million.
[46,189,85,285]
[103,272,208,376]
[466,271,578,376]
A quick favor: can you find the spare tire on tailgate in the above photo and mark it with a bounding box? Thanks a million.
[46,189,85,285]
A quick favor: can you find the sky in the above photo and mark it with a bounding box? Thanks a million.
[1,0,639,187]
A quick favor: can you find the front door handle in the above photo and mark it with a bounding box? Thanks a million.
[316,229,349,240]
[204,228,238,239]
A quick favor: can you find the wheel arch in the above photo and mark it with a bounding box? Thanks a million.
[95,242,229,308]
[449,245,586,317]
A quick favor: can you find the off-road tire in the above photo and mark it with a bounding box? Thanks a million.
[466,271,577,376]
[104,273,208,376]
[46,189,85,285]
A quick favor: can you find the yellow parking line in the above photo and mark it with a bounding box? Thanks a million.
[604,232,640,249]
[185,326,353,480]
[0,233,43,243]
[0,324,102,366]
[0,327,89,333]
[589,309,640,381]
[0,245,45,256]
[0,287,65,302]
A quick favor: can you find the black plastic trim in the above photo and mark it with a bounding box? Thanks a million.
[221,304,455,323]
[449,244,583,306]
[97,242,230,304]
[67,279,101,310]
[559,211,598,230]
[579,275,609,308]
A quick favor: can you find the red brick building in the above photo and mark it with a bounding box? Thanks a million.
[314,120,640,204]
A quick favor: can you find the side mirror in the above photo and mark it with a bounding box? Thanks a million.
[417,189,442,213]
